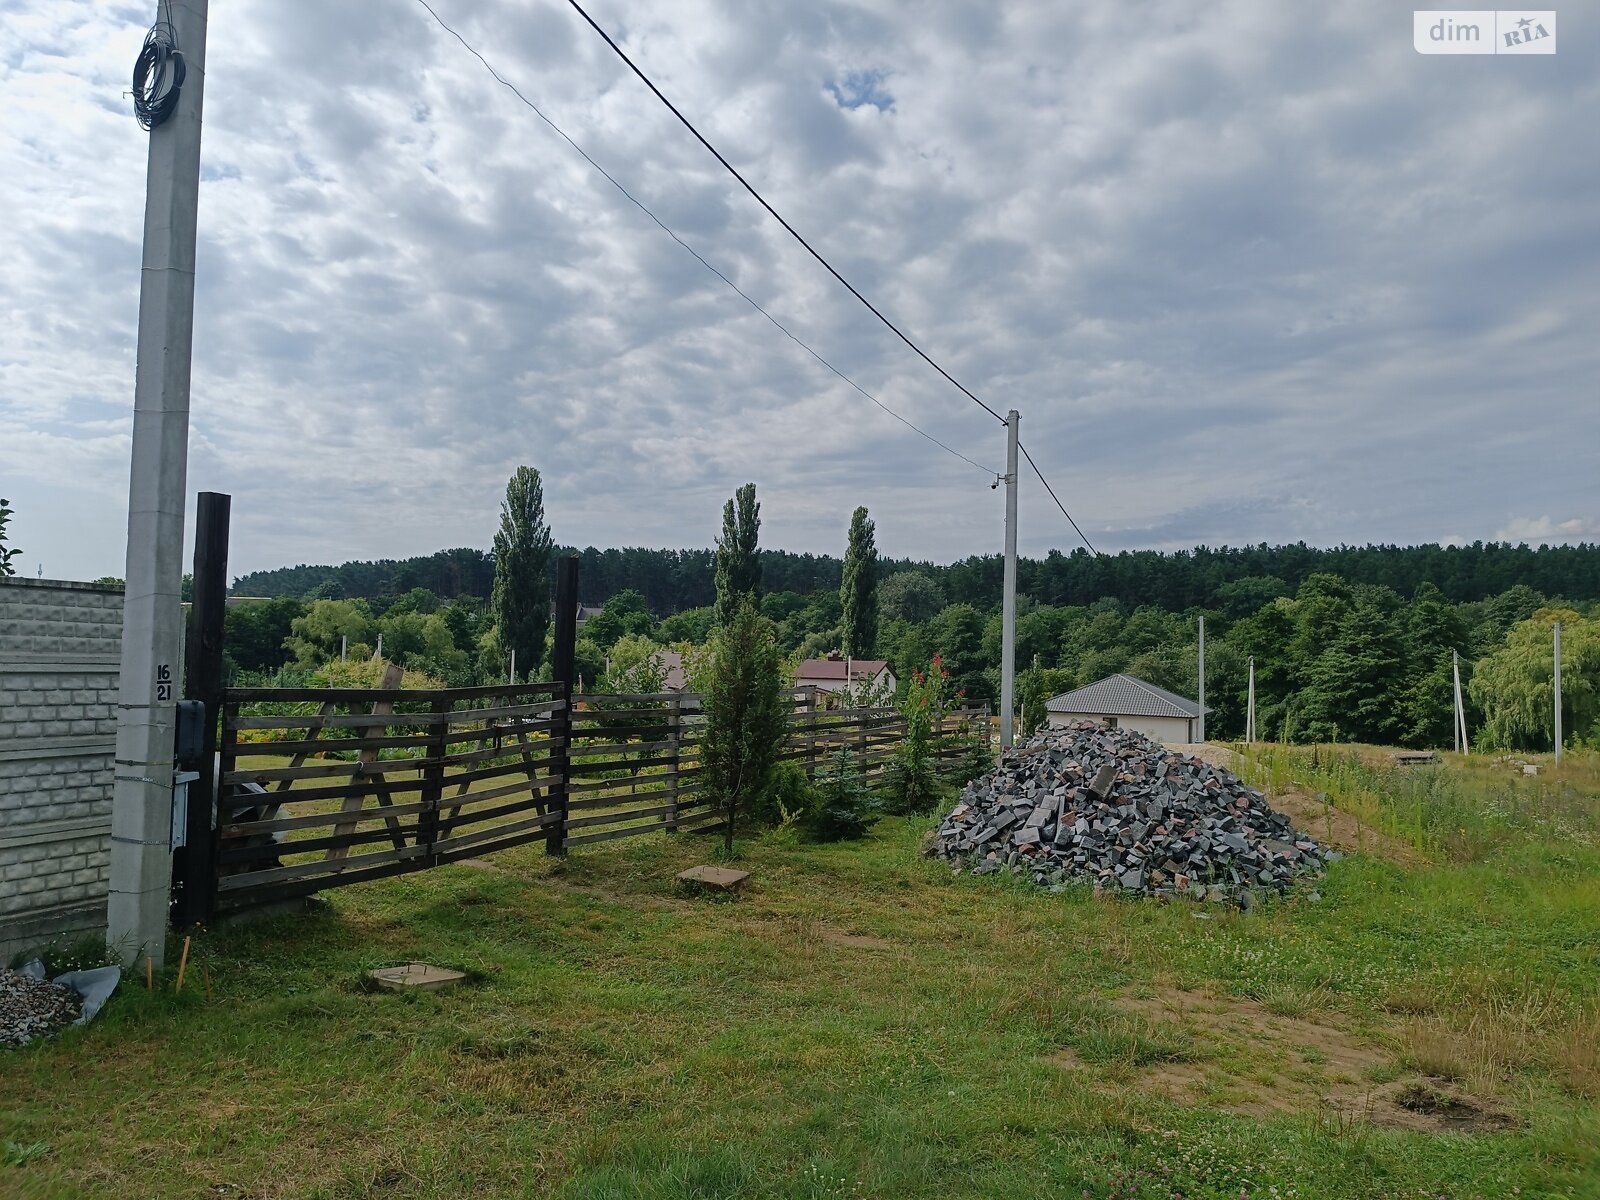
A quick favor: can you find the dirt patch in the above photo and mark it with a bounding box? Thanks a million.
[1268,790,1427,866]
[1393,1082,1517,1132]
[454,858,512,874]
[1058,987,1515,1133]
[817,930,894,951]
[1169,744,1241,772]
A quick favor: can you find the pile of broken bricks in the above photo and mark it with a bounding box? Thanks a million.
[932,722,1337,907]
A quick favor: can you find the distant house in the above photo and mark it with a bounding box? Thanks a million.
[656,649,689,692]
[794,654,896,699]
[550,601,606,627]
[1045,674,1209,744]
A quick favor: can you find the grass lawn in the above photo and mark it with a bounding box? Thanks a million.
[3,749,1598,1199]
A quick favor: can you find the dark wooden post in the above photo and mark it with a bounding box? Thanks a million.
[547,555,579,855]
[420,696,448,862]
[175,490,229,927]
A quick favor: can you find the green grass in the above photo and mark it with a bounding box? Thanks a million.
[3,756,1598,1199]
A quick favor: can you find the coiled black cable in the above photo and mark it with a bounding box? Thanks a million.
[132,19,185,130]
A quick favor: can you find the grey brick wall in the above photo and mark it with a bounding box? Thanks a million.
[0,578,124,960]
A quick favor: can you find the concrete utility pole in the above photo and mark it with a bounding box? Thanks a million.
[109,0,209,968]
[1452,650,1468,754]
[999,410,1019,751]
[1554,621,1563,766]
[1246,656,1255,744]
[1196,615,1206,743]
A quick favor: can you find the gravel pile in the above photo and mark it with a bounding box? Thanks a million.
[1,967,83,1049]
[933,722,1335,906]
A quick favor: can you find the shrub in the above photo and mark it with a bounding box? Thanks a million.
[806,750,880,842]
[753,760,818,827]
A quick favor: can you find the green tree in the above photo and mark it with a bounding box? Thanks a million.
[657,605,715,645]
[1214,576,1288,620]
[700,596,787,853]
[878,571,945,623]
[223,596,305,677]
[0,497,19,576]
[714,483,762,625]
[601,633,666,693]
[840,506,879,658]
[492,466,553,681]
[385,587,441,616]
[440,596,490,658]
[1396,582,1468,748]
[1469,608,1600,751]
[285,599,378,668]
[583,589,654,651]
[1018,656,1048,737]
[927,603,989,701]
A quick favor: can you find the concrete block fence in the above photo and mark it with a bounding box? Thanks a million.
[0,578,124,961]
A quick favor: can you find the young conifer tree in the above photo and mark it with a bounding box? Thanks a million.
[701,595,787,853]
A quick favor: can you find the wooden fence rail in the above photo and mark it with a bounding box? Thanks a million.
[210,680,990,917]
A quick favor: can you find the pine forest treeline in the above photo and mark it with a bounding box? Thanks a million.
[232,540,1600,614]
[225,525,1600,753]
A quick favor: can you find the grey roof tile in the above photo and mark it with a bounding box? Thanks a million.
[1044,673,1208,719]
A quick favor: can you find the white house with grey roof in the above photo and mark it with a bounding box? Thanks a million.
[1045,674,1209,744]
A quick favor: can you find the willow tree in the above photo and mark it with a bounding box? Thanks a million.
[714,483,761,626]
[491,467,553,681]
[840,505,879,659]
[1469,608,1599,751]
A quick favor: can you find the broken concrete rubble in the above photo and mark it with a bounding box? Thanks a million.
[933,723,1335,906]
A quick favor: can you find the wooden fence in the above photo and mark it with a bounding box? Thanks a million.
[215,680,566,911]
[208,681,990,917]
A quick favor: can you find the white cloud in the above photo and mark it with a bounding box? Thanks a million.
[1,0,1597,581]
[1494,516,1600,545]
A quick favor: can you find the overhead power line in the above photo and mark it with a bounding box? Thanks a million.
[560,0,1106,557]
[1019,441,1100,558]
[561,0,1005,425]
[413,0,997,478]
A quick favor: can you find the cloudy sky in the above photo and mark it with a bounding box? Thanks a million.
[2,0,1596,582]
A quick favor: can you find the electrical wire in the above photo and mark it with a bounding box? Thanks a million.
[413,0,998,477]
[561,0,1006,426]
[559,0,1105,556]
[1019,440,1100,557]
[132,11,185,131]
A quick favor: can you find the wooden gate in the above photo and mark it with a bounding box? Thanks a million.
[214,679,567,913]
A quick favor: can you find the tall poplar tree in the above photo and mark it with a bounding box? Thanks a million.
[714,483,761,625]
[491,467,553,681]
[840,505,879,658]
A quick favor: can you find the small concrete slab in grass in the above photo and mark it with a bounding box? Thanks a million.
[367,962,466,993]
[676,865,750,893]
